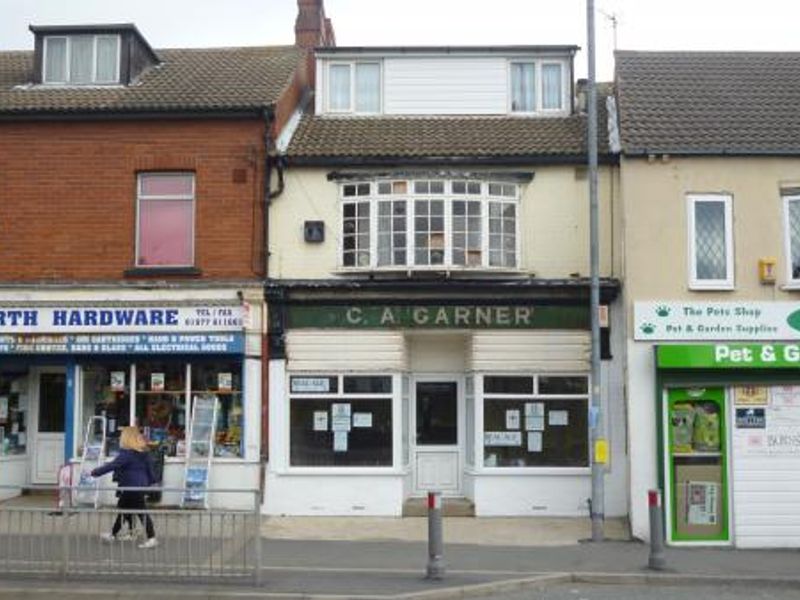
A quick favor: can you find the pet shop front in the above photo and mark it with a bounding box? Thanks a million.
[635,301,800,548]
[0,293,263,509]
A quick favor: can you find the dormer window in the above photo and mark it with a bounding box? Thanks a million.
[510,60,566,113]
[327,62,381,113]
[43,34,120,84]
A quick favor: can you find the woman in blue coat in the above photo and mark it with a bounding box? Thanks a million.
[91,427,158,548]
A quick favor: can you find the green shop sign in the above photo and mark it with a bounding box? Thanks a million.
[288,305,588,329]
[657,344,800,369]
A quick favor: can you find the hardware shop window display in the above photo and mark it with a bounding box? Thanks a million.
[482,375,589,467]
[0,372,28,456]
[78,359,243,458]
[289,374,393,467]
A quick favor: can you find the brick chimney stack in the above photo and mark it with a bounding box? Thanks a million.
[295,0,335,49]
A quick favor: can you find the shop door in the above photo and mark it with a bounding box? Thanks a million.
[413,379,462,495]
[32,370,67,484]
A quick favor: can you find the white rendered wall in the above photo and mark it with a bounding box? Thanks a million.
[0,456,28,499]
[474,475,590,516]
[626,340,659,541]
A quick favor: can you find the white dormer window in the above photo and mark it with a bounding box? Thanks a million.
[327,62,381,113]
[43,34,120,84]
[510,60,566,113]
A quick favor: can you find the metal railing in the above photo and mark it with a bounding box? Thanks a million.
[0,485,261,584]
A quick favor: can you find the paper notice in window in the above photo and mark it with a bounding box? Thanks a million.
[333,431,348,452]
[218,372,233,391]
[331,416,351,432]
[506,409,520,430]
[527,431,543,452]
[526,416,545,431]
[0,396,7,421]
[353,412,373,428]
[525,402,544,417]
[151,373,165,391]
[313,411,328,431]
[548,410,569,426]
[332,403,351,418]
[110,372,125,392]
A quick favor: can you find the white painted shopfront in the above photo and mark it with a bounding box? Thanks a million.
[630,301,800,548]
[0,288,263,509]
[264,295,627,518]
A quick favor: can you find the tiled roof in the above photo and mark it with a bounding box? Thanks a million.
[615,51,800,155]
[287,89,612,163]
[0,45,303,115]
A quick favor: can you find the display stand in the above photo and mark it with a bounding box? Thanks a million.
[74,416,107,508]
[181,394,217,509]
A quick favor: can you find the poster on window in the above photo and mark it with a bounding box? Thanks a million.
[548,410,569,426]
[734,386,767,406]
[331,403,351,431]
[526,416,545,431]
[218,372,233,391]
[150,373,165,391]
[506,409,520,430]
[333,431,348,452]
[527,431,543,453]
[0,396,7,421]
[110,371,126,392]
[525,402,544,417]
[313,411,328,431]
[353,412,373,428]
[484,431,522,446]
[686,481,718,525]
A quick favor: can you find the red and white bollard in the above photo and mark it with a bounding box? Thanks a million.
[648,489,666,570]
[426,491,445,580]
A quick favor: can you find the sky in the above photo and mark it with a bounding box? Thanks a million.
[1,0,799,81]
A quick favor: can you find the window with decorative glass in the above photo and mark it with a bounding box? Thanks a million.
[482,375,588,468]
[687,193,733,289]
[784,193,800,283]
[340,179,520,270]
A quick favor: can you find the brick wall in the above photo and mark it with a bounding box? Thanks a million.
[0,118,267,281]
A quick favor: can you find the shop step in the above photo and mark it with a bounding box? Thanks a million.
[402,496,475,517]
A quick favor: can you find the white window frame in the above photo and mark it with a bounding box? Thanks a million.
[783,193,800,286]
[338,179,521,272]
[687,193,734,290]
[325,61,382,114]
[135,172,196,268]
[507,59,569,116]
[42,34,120,85]
[286,372,401,474]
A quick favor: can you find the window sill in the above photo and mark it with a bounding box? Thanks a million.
[781,283,800,291]
[124,267,202,278]
[333,266,525,277]
[688,283,735,292]
[470,466,591,476]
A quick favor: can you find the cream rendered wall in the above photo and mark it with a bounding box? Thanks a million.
[620,156,800,540]
[270,166,618,280]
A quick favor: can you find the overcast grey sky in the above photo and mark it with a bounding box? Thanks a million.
[2,0,799,81]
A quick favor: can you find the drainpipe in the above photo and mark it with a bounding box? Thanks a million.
[260,107,285,499]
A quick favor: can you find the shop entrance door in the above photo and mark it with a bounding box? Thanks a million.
[412,379,462,495]
[32,370,67,484]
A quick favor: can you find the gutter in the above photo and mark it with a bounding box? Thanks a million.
[287,154,620,168]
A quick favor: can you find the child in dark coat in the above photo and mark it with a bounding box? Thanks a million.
[91,427,158,548]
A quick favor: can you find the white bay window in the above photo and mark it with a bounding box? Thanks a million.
[339,179,520,271]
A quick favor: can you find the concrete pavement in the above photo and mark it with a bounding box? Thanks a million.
[1,515,799,599]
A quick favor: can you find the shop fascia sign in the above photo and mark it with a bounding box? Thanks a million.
[0,332,244,355]
[634,301,800,341]
[288,304,589,329]
[657,343,800,369]
[0,304,244,333]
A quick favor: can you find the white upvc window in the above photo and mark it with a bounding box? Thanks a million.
[339,179,520,271]
[687,193,734,290]
[43,34,120,85]
[509,60,567,114]
[327,61,382,113]
[783,193,800,284]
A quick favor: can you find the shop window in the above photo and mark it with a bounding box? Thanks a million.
[136,173,195,267]
[191,361,243,458]
[0,373,28,455]
[482,374,589,468]
[81,364,131,455]
[289,374,393,467]
[135,362,187,454]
